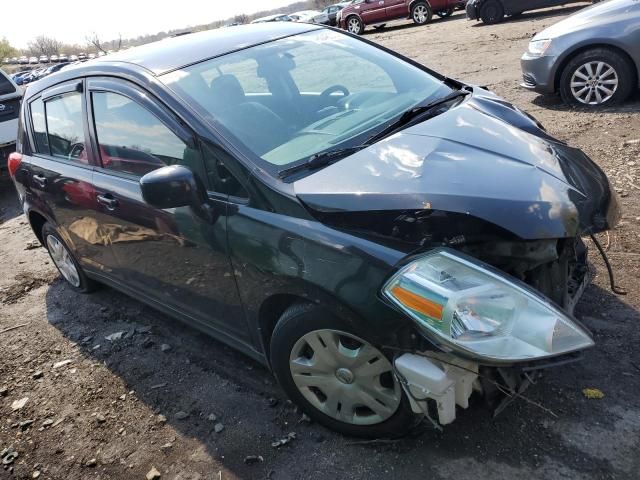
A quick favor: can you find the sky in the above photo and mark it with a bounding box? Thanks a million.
[4,0,297,48]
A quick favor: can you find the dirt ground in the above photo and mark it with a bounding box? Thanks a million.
[2,5,640,479]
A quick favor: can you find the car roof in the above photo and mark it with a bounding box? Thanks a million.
[96,23,320,75]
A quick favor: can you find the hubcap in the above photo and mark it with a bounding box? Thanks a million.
[46,235,80,287]
[289,329,401,426]
[414,5,428,23]
[570,61,618,105]
[348,18,360,33]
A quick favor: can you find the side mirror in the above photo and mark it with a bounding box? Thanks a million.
[140,165,206,209]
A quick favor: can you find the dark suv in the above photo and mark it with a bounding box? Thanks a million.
[9,23,618,438]
[338,0,462,34]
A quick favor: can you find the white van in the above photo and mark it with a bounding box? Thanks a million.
[0,68,22,171]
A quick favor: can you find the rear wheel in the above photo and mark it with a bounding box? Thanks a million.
[559,48,634,107]
[411,2,433,25]
[270,303,417,437]
[480,0,504,24]
[42,223,96,293]
[346,15,364,35]
[436,7,454,18]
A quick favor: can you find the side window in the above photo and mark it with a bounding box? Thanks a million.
[201,142,248,199]
[92,91,201,177]
[45,93,86,162]
[30,98,49,154]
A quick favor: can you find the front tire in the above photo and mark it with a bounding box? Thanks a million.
[480,0,504,24]
[559,48,634,107]
[346,15,364,35]
[42,222,96,293]
[411,2,433,25]
[270,303,417,438]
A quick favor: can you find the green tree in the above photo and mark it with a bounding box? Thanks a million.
[0,38,17,61]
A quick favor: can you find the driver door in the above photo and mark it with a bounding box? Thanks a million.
[359,0,388,24]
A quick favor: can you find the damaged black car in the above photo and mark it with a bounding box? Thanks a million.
[10,22,619,437]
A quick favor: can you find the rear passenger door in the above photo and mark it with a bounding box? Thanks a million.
[86,78,249,343]
[385,0,407,19]
[24,81,117,275]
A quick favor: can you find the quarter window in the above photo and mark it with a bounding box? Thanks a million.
[45,93,86,162]
[91,91,201,177]
[30,98,49,154]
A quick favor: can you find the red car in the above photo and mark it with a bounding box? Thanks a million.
[338,0,462,34]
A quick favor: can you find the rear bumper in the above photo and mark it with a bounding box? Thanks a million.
[520,53,558,94]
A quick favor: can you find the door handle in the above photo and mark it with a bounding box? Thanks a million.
[97,193,119,210]
[32,174,47,188]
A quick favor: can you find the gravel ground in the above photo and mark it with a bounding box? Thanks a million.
[1,5,640,479]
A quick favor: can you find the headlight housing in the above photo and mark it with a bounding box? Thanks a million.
[382,249,593,363]
[527,39,552,57]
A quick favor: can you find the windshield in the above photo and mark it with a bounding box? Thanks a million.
[162,29,451,173]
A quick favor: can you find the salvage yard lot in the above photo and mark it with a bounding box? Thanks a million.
[1,5,640,480]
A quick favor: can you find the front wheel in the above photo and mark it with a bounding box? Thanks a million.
[559,48,634,107]
[270,303,417,438]
[436,7,454,18]
[411,2,433,25]
[480,0,504,24]
[42,223,96,293]
[346,15,364,35]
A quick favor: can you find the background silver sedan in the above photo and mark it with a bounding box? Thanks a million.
[521,0,640,106]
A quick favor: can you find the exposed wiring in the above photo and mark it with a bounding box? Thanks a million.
[590,234,627,295]
[385,346,558,419]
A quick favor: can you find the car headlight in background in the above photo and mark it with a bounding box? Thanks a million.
[383,249,593,362]
[527,39,552,57]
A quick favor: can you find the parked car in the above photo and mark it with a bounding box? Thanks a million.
[58,54,69,62]
[49,54,59,63]
[521,0,640,106]
[11,57,19,64]
[69,54,79,62]
[28,57,38,65]
[322,2,351,26]
[251,14,293,23]
[18,56,28,65]
[466,0,595,24]
[10,22,618,437]
[290,10,330,24]
[0,68,22,171]
[38,55,49,63]
[338,0,461,34]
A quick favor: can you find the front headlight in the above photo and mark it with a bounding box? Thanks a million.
[383,249,593,362]
[527,39,552,57]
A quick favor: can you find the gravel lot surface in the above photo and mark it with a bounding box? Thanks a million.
[1,5,639,479]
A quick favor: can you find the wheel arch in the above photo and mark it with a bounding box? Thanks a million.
[409,0,433,13]
[27,209,49,245]
[553,42,639,92]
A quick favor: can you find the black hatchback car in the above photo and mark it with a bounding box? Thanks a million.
[9,23,619,437]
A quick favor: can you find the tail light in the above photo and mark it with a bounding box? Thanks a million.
[8,152,22,177]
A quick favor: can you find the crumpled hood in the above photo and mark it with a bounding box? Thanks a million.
[533,0,640,40]
[294,89,620,240]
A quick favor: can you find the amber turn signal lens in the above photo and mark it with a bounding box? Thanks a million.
[390,285,443,321]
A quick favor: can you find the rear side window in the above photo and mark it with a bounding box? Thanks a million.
[92,91,200,177]
[45,93,86,161]
[30,98,50,154]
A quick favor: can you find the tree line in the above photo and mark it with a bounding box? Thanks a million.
[2,0,339,60]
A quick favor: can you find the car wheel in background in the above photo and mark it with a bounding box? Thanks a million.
[42,222,96,293]
[270,303,418,437]
[346,15,364,35]
[411,2,433,25]
[436,7,454,18]
[479,0,504,24]
[559,48,634,107]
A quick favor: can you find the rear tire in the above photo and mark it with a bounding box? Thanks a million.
[42,222,96,293]
[559,48,634,107]
[480,0,504,24]
[346,15,364,35]
[411,2,433,25]
[270,303,418,438]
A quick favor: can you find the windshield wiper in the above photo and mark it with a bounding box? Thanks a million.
[365,89,471,145]
[278,145,365,179]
